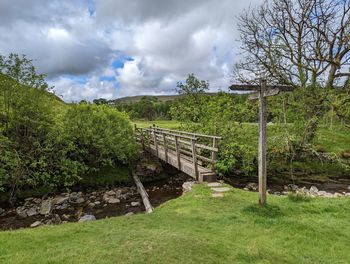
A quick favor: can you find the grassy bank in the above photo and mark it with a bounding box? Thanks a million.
[1,184,349,263]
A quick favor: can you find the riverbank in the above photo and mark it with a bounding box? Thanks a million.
[1,183,350,263]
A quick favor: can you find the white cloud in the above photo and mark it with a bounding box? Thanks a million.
[0,0,263,101]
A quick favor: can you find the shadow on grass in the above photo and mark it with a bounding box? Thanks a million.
[243,204,284,218]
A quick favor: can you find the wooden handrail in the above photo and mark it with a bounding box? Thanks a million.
[152,126,222,140]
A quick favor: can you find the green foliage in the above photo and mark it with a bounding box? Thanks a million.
[0,54,137,199]
[115,96,172,120]
[64,104,137,168]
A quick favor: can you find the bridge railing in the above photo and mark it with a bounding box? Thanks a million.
[134,125,221,179]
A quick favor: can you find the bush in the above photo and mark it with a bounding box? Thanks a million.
[63,104,137,169]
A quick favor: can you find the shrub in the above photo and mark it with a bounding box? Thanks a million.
[63,104,137,169]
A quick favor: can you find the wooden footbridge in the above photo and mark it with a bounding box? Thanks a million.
[134,126,221,182]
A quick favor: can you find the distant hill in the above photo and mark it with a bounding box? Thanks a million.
[109,93,219,104]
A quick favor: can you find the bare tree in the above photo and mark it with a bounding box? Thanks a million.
[234,0,350,89]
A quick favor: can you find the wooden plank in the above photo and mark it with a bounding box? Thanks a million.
[229,84,294,91]
[258,79,267,206]
[248,88,280,100]
[211,137,218,169]
[163,133,168,162]
[132,170,153,213]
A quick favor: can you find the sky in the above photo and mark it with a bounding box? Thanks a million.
[0,0,262,102]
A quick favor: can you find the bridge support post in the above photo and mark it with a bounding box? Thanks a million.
[175,135,181,170]
[163,133,168,162]
[191,138,198,181]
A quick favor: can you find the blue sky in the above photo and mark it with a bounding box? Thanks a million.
[0,0,262,102]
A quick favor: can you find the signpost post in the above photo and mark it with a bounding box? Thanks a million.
[229,80,294,206]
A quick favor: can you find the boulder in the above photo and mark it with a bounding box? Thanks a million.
[40,199,53,215]
[16,207,27,218]
[105,190,116,196]
[310,186,319,193]
[287,184,299,191]
[107,198,120,204]
[30,221,42,228]
[53,196,69,205]
[78,214,96,223]
[26,207,38,217]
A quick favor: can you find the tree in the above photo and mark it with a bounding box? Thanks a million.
[171,74,209,122]
[234,0,350,88]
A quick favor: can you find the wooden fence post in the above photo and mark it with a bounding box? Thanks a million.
[175,135,181,170]
[211,137,218,170]
[163,133,168,162]
[191,138,198,180]
[153,129,159,157]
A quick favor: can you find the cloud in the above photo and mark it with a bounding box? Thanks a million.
[0,0,263,101]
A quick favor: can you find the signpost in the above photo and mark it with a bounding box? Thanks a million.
[229,80,294,205]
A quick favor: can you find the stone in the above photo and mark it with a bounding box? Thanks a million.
[125,212,134,216]
[0,207,5,215]
[212,193,224,198]
[26,207,38,217]
[246,183,258,191]
[62,214,70,221]
[78,214,96,223]
[207,182,222,187]
[211,187,231,193]
[40,199,53,215]
[310,186,319,193]
[288,184,299,191]
[53,196,69,205]
[182,181,195,193]
[88,203,96,208]
[344,193,350,197]
[94,201,101,206]
[348,186,350,190]
[273,192,281,196]
[16,207,27,218]
[30,221,42,228]
[105,190,116,196]
[76,198,85,204]
[131,201,140,207]
[107,198,120,204]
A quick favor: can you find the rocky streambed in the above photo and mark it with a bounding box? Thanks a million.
[0,173,192,231]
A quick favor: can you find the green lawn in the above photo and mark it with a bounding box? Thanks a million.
[1,184,350,264]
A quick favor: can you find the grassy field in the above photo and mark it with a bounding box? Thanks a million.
[0,184,349,264]
[133,119,183,130]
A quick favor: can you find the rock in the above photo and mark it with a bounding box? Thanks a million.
[334,192,343,197]
[182,181,195,193]
[273,192,281,196]
[90,195,96,200]
[105,190,116,196]
[16,207,27,218]
[53,196,69,205]
[62,214,70,220]
[348,186,350,190]
[246,183,258,191]
[51,214,62,224]
[125,212,134,216]
[76,198,85,204]
[30,221,42,228]
[88,203,95,208]
[40,199,53,215]
[26,207,38,217]
[78,214,96,223]
[287,184,299,191]
[310,186,319,193]
[0,207,5,215]
[131,201,140,207]
[94,201,101,206]
[243,187,249,191]
[317,191,328,196]
[107,198,120,204]
[33,198,41,204]
[344,193,350,197]
[211,187,231,193]
[207,182,222,187]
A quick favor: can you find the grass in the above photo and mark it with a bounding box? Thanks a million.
[133,119,183,130]
[1,184,350,264]
[80,165,131,186]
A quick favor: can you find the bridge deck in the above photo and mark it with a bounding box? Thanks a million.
[135,126,221,182]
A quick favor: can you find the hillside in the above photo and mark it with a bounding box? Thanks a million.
[109,92,219,104]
